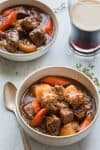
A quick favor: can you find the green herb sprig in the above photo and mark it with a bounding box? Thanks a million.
[75,64,100,93]
[53,2,67,13]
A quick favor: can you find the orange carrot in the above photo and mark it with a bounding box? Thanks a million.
[0,11,17,31]
[3,9,13,16]
[30,108,47,127]
[42,17,53,36]
[40,76,71,86]
[32,101,41,114]
[79,119,90,131]
[79,114,93,131]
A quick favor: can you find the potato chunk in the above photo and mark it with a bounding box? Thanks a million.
[32,84,52,102]
[60,121,79,136]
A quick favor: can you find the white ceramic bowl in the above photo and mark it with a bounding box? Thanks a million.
[0,0,58,61]
[16,66,100,146]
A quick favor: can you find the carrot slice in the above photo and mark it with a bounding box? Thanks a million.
[30,108,47,127]
[79,119,90,131]
[2,9,13,16]
[79,114,93,131]
[40,76,71,86]
[32,101,41,114]
[0,11,17,31]
[42,17,53,36]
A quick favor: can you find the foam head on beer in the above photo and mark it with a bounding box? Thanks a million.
[70,0,100,31]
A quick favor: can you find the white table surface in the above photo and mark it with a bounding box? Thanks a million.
[0,0,100,150]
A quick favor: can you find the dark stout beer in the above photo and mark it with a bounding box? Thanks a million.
[70,0,100,54]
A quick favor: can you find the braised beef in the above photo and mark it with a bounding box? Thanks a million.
[46,115,61,136]
[29,29,46,47]
[73,105,87,120]
[56,101,68,110]
[15,20,27,38]
[60,108,74,125]
[41,92,58,113]
[54,85,65,101]
[6,29,19,42]
[21,17,40,31]
[4,29,19,52]
[23,103,34,119]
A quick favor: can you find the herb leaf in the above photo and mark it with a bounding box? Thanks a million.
[75,64,100,92]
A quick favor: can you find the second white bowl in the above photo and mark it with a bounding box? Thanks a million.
[0,0,58,61]
[16,66,100,146]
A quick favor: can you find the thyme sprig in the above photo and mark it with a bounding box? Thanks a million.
[75,64,100,93]
[53,2,67,13]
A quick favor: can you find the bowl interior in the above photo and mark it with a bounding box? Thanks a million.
[16,66,100,138]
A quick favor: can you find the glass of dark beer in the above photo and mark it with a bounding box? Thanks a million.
[68,0,100,56]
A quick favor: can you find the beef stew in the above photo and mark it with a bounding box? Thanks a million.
[20,76,96,136]
[0,5,54,54]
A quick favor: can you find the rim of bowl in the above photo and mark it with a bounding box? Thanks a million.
[0,0,58,57]
[16,66,100,139]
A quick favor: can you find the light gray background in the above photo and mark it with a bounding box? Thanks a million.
[0,0,100,149]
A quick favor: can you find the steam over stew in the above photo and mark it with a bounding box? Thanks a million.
[0,5,54,53]
[20,76,96,136]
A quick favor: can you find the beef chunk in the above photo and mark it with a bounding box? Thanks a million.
[5,29,19,52]
[56,101,68,110]
[54,85,65,101]
[60,108,74,125]
[29,29,46,47]
[73,105,87,120]
[41,92,58,113]
[23,103,34,119]
[46,115,61,136]
[6,29,19,42]
[21,17,40,31]
[15,19,27,38]
[64,85,84,108]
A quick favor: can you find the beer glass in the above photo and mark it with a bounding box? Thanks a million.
[68,0,100,56]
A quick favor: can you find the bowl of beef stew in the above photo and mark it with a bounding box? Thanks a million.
[0,0,58,61]
[16,66,100,146]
